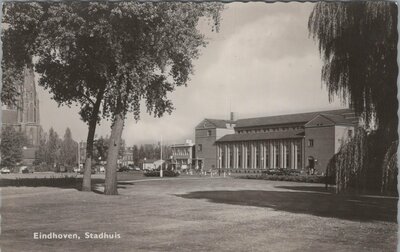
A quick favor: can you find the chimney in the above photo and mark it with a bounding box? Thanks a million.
[230,112,237,121]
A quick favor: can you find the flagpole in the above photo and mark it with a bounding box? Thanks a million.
[160,136,163,178]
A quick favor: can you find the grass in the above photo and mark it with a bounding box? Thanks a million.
[0,178,397,252]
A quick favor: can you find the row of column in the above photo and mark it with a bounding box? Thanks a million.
[217,139,303,169]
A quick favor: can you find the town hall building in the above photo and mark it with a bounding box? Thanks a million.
[195,109,358,175]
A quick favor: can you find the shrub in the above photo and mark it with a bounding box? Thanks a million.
[238,174,325,183]
[0,175,78,188]
[144,170,180,177]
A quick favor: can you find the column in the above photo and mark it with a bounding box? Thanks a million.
[243,144,247,169]
[291,141,295,169]
[269,141,274,168]
[280,141,284,168]
[227,144,231,169]
[216,145,220,169]
[261,142,265,169]
[282,141,286,168]
[251,142,256,169]
[223,144,227,169]
[301,139,305,169]
[236,144,240,169]
[294,142,298,170]
[234,144,238,169]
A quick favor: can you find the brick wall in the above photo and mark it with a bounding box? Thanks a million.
[304,126,335,174]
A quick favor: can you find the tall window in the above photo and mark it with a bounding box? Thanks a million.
[285,143,290,168]
[238,146,242,168]
[247,144,251,168]
[198,144,202,152]
[229,145,234,168]
[255,144,260,168]
[296,142,302,168]
[265,144,269,168]
[207,130,212,136]
[275,143,280,167]
[308,139,314,147]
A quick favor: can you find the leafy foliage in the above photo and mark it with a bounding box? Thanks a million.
[309,2,398,139]
[3,2,223,122]
[93,136,109,162]
[326,128,397,195]
[309,2,398,195]
[0,126,27,167]
[45,128,61,167]
[3,2,222,193]
[326,128,368,193]
[59,128,78,168]
[381,140,398,194]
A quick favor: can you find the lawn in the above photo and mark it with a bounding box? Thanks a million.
[0,177,397,252]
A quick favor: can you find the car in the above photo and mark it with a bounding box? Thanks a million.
[78,169,96,174]
[21,167,30,174]
[98,166,105,173]
[0,167,11,174]
[118,166,130,172]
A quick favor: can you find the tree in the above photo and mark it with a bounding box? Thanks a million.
[93,136,109,163]
[45,127,61,170]
[309,2,398,192]
[34,132,47,165]
[0,126,27,167]
[132,145,139,165]
[60,128,78,169]
[308,2,398,139]
[3,2,222,194]
[3,2,109,190]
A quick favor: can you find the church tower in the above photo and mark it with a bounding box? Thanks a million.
[2,66,42,147]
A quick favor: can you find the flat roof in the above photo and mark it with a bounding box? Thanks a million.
[235,109,355,128]
[216,130,305,143]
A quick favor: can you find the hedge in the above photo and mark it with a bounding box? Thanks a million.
[144,170,180,177]
[238,174,325,183]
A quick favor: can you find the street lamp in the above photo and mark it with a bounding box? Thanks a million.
[170,155,174,170]
[218,156,222,176]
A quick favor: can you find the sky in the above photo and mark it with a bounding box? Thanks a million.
[36,2,346,146]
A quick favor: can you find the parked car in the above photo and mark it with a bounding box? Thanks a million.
[118,166,131,172]
[0,167,11,174]
[78,169,96,174]
[18,166,32,174]
[98,166,105,173]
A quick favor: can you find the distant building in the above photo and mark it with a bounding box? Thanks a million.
[121,147,134,167]
[143,159,165,170]
[1,66,43,165]
[171,140,196,170]
[78,141,87,168]
[194,115,236,170]
[212,109,358,174]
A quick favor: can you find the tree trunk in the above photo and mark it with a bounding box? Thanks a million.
[82,118,97,191]
[82,91,104,192]
[104,113,125,195]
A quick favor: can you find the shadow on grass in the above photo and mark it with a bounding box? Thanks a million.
[176,187,398,223]
[0,177,101,191]
[92,182,135,194]
[0,177,135,193]
[275,185,399,197]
